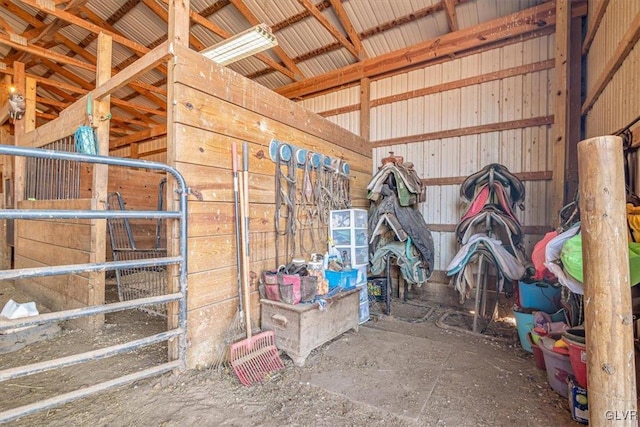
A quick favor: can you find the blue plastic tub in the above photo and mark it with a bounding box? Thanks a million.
[514,308,566,353]
[518,281,562,313]
[325,269,358,290]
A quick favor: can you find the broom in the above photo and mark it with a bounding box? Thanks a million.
[211,142,246,372]
[230,142,285,386]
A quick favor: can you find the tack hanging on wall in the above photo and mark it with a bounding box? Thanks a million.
[268,139,349,176]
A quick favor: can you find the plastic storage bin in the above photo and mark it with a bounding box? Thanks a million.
[325,269,358,290]
[539,336,575,398]
[367,276,387,302]
[514,308,565,352]
[518,281,562,313]
[330,209,368,270]
[563,328,587,389]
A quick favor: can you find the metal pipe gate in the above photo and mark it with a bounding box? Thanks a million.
[0,145,189,423]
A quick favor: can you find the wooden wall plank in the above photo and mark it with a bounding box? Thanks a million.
[16,220,92,251]
[373,116,553,147]
[172,43,369,157]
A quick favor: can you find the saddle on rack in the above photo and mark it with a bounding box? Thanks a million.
[460,163,525,209]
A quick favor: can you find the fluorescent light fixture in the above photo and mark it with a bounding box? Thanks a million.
[201,24,278,66]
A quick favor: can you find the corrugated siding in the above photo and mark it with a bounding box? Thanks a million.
[585,0,640,138]
[302,35,555,273]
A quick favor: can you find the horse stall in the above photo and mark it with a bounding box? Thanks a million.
[0,23,370,419]
[168,43,370,368]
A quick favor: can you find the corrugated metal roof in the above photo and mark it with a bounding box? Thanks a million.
[0,0,557,135]
[0,6,29,34]
[113,3,168,48]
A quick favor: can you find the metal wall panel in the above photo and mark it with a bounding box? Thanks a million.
[301,35,554,272]
[585,1,640,138]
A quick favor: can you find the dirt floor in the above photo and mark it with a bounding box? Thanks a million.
[0,282,580,426]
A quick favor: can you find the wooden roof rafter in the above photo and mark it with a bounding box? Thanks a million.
[27,0,90,44]
[155,0,297,81]
[141,0,206,51]
[37,58,162,125]
[328,0,367,59]
[0,14,18,35]
[246,0,468,80]
[276,0,588,99]
[296,0,359,59]
[17,0,151,56]
[442,0,459,32]
[228,0,304,79]
[198,0,230,17]
[1,0,167,125]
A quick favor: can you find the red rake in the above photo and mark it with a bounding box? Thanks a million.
[229,330,284,386]
[229,142,284,386]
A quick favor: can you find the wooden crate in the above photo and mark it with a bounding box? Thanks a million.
[260,288,360,367]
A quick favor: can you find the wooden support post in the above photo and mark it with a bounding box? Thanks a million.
[551,0,570,227]
[578,136,637,425]
[0,125,11,269]
[167,0,190,362]
[86,33,112,329]
[360,77,370,141]
[565,17,582,204]
[12,62,25,205]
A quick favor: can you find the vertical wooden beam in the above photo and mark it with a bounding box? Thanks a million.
[167,0,190,362]
[168,0,190,47]
[0,125,11,269]
[89,32,112,330]
[12,62,25,207]
[360,77,370,142]
[565,17,582,203]
[551,0,570,227]
[24,77,36,133]
[578,136,637,426]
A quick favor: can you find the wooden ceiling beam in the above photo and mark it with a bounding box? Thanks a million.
[39,58,161,125]
[199,0,230,17]
[141,0,206,51]
[110,123,166,149]
[0,14,18,34]
[272,0,330,32]
[442,0,459,32]
[28,0,89,44]
[277,1,587,99]
[297,0,359,59]
[229,0,305,78]
[1,66,86,94]
[247,0,467,80]
[70,1,140,50]
[0,32,95,71]
[55,33,166,97]
[329,0,367,59]
[18,0,150,55]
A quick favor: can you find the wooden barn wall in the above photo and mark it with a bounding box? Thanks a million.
[110,135,167,164]
[14,198,101,329]
[169,45,371,368]
[301,36,555,275]
[584,1,640,141]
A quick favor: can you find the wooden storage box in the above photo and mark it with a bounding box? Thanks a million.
[260,288,360,367]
